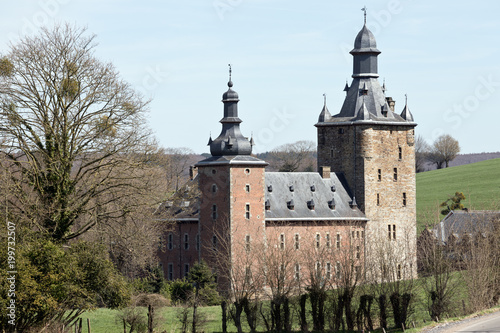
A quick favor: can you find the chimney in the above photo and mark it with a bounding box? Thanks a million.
[385,97,395,112]
[320,166,331,179]
[189,165,198,180]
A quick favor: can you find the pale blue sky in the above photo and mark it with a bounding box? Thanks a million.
[1,1,499,154]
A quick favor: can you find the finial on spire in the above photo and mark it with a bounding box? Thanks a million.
[361,6,367,24]
[228,63,233,87]
[405,93,408,105]
[323,93,327,106]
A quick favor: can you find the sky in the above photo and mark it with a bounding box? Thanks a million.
[1,0,500,155]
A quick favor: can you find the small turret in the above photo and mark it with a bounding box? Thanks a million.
[400,94,414,122]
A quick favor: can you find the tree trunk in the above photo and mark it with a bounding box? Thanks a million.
[284,297,291,333]
[221,301,227,333]
[299,294,308,332]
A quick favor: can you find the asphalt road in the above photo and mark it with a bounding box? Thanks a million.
[425,310,500,333]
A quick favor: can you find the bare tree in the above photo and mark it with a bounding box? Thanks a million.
[459,216,500,312]
[259,226,300,332]
[418,228,461,321]
[365,222,417,330]
[0,24,157,242]
[157,147,196,191]
[267,140,316,172]
[415,135,430,173]
[430,134,460,169]
[208,215,265,333]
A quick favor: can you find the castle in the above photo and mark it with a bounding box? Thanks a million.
[157,20,417,290]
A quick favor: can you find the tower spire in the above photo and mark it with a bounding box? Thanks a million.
[209,66,253,156]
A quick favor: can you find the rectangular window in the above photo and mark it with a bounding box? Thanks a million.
[245,235,251,252]
[184,233,189,250]
[167,263,174,281]
[280,233,285,250]
[295,263,300,280]
[356,245,361,259]
[158,235,164,250]
[294,233,300,250]
[330,149,334,158]
[168,233,173,250]
[397,264,402,280]
[245,184,250,193]
[245,204,250,219]
[393,168,398,181]
[356,230,360,239]
[336,262,342,280]
[388,224,396,240]
[245,267,252,285]
[351,230,355,239]
[212,204,217,220]
[403,192,407,206]
[326,262,331,280]
[212,235,217,251]
[196,234,200,251]
[398,146,402,160]
[378,169,382,181]
[325,233,331,248]
[316,261,321,276]
[377,193,380,206]
[355,266,361,280]
[336,233,341,249]
[184,263,189,277]
[315,233,321,248]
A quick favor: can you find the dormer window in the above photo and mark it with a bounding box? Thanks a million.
[287,199,295,210]
[360,82,368,96]
[331,184,336,192]
[307,199,315,210]
[310,185,315,192]
[328,198,336,210]
[267,185,273,192]
[289,185,294,192]
[265,199,271,210]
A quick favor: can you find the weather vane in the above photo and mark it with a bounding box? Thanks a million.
[405,93,408,105]
[228,63,232,81]
[323,93,327,105]
[361,6,367,24]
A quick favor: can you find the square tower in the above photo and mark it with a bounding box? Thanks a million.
[195,74,268,293]
[316,22,417,280]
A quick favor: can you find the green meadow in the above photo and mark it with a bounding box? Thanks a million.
[416,158,500,231]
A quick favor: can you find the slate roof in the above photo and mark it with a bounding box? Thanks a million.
[195,155,267,167]
[316,24,416,127]
[155,176,200,221]
[209,78,254,156]
[264,172,367,221]
[432,210,500,243]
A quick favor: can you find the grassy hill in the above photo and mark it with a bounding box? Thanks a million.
[416,158,500,232]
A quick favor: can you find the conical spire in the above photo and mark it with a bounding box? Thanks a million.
[400,94,414,122]
[343,80,349,94]
[209,65,253,156]
[318,93,332,122]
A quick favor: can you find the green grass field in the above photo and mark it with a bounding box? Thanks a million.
[79,305,228,333]
[416,158,500,232]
